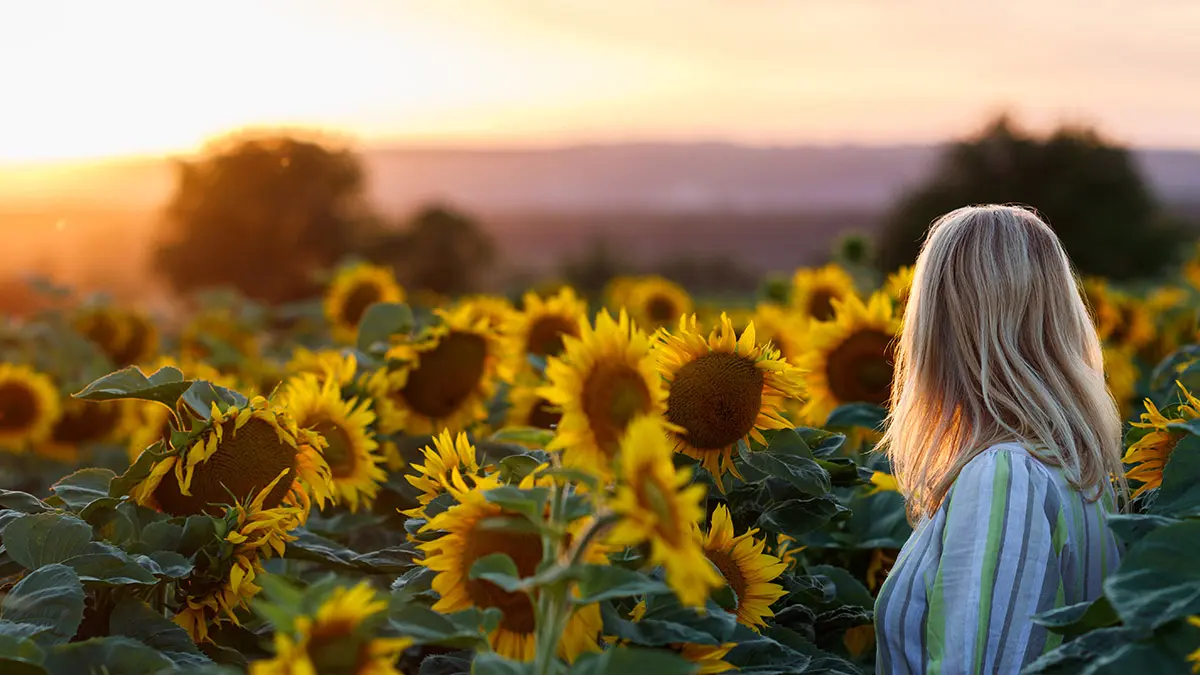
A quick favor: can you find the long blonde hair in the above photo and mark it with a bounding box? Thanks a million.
[880,204,1125,520]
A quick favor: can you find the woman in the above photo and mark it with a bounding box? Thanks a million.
[874,205,1125,674]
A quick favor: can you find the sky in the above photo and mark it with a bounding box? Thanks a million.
[2,0,1199,163]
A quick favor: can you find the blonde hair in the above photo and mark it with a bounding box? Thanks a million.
[880,204,1125,521]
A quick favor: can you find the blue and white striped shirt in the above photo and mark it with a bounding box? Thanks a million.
[874,443,1121,674]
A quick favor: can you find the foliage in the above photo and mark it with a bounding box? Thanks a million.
[367,204,497,297]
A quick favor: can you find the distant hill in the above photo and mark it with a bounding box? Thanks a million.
[3,143,1198,214]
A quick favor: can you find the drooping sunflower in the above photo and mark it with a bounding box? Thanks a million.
[791,264,857,322]
[748,304,807,365]
[539,310,667,477]
[128,396,332,519]
[655,314,805,482]
[123,358,236,463]
[39,397,128,464]
[504,287,587,374]
[251,582,411,675]
[419,472,605,662]
[324,263,405,344]
[883,265,915,317]
[700,504,787,630]
[608,415,723,608]
[403,429,481,516]
[625,276,693,331]
[0,363,62,452]
[175,471,303,643]
[280,374,386,513]
[797,292,900,425]
[506,382,561,431]
[1124,383,1200,497]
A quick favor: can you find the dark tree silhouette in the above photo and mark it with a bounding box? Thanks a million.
[878,116,1186,279]
[155,133,371,304]
[370,204,496,297]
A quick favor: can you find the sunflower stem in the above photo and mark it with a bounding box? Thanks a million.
[567,511,619,568]
[532,481,570,675]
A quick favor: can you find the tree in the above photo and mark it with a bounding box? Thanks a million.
[878,116,1186,279]
[154,132,372,304]
[369,204,496,297]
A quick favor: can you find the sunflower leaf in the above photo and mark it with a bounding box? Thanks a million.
[72,366,193,409]
[489,426,556,450]
[1104,519,1200,630]
[108,598,211,668]
[1149,431,1200,517]
[737,435,830,496]
[62,542,158,586]
[755,496,847,540]
[571,565,671,604]
[356,302,414,354]
[470,652,534,675]
[1033,596,1120,637]
[824,403,887,433]
[3,513,93,570]
[41,636,175,675]
[387,604,491,649]
[181,382,246,419]
[568,647,694,675]
[0,565,85,646]
[109,441,171,499]
[483,486,549,523]
[497,454,544,484]
[0,492,50,515]
[468,553,526,593]
[47,469,116,514]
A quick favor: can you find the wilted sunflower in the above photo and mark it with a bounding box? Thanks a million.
[625,276,693,330]
[251,582,410,675]
[39,397,128,463]
[748,304,807,365]
[655,314,805,482]
[128,396,332,519]
[176,471,303,643]
[324,263,405,344]
[123,358,235,463]
[798,292,899,425]
[281,374,386,513]
[1124,383,1200,497]
[0,363,61,452]
[506,382,561,431]
[539,310,667,476]
[791,264,857,322]
[403,429,481,516]
[365,304,508,437]
[505,287,587,374]
[883,265,915,317]
[608,415,722,608]
[419,472,605,662]
[700,504,787,630]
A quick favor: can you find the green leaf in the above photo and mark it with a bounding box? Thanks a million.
[534,467,601,491]
[390,565,439,605]
[136,521,185,552]
[1022,621,1200,675]
[136,550,194,579]
[571,565,671,604]
[0,565,85,645]
[755,496,847,540]
[468,553,526,593]
[356,303,414,353]
[470,652,534,675]
[63,543,158,586]
[568,647,695,675]
[807,565,874,609]
[489,426,555,450]
[599,601,733,648]
[0,626,46,672]
[3,513,93,570]
[109,441,171,498]
[1106,513,1180,547]
[841,490,912,550]
[483,486,549,522]
[1150,430,1200,517]
[285,528,415,574]
[72,366,193,410]
[737,435,830,496]
[1104,519,1200,630]
[824,403,887,432]
[497,454,544,484]
[1033,596,1120,637]
[180,381,247,419]
[47,469,116,513]
[42,636,175,675]
[109,598,211,668]
[387,604,491,649]
[0,491,50,514]
[475,440,539,462]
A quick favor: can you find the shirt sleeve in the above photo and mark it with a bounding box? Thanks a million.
[924,449,1064,674]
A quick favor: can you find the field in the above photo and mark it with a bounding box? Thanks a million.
[1,261,1199,675]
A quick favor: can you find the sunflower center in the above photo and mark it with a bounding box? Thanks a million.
[314,419,358,479]
[646,295,679,324]
[82,313,124,355]
[666,352,764,450]
[526,398,561,430]
[307,618,369,675]
[808,289,837,321]
[341,282,384,328]
[0,381,39,432]
[826,329,894,406]
[51,402,122,445]
[462,524,542,634]
[705,548,747,611]
[154,416,298,517]
[581,363,653,456]
[525,315,578,358]
[398,332,488,420]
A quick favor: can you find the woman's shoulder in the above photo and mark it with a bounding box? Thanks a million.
[954,442,1063,496]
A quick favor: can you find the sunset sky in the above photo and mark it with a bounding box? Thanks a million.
[2,0,1199,163]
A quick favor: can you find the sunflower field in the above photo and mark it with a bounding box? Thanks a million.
[1,259,1200,675]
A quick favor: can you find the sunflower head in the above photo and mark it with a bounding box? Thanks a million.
[506,382,562,432]
[1124,383,1200,497]
[0,363,62,452]
[40,396,128,463]
[1103,346,1140,420]
[405,429,481,512]
[455,294,516,333]
[286,348,361,388]
[110,309,159,367]
[747,304,807,365]
[539,310,668,477]
[128,395,332,519]
[656,314,805,482]
[700,504,787,630]
[798,292,899,425]
[883,265,915,317]
[505,287,587,374]
[324,263,405,344]
[72,305,131,364]
[791,264,857,322]
[624,277,693,331]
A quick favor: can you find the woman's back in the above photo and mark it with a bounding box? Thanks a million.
[875,443,1120,674]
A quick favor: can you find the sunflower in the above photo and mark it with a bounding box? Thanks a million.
[1104,346,1140,419]
[175,471,303,643]
[72,305,131,364]
[505,287,587,374]
[655,314,805,482]
[324,263,405,344]
[127,396,332,519]
[625,277,693,331]
[776,534,805,570]
[883,265,915,317]
[418,472,604,662]
[604,276,640,311]
[797,292,899,425]
[124,358,236,463]
[866,470,900,495]
[286,348,360,387]
[109,309,159,367]
[1081,277,1120,334]
[866,547,899,591]
[251,582,410,675]
[539,310,667,477]
[506,382,561,431]
[748,304,807,365]
[608,415,722,608]
[1124,384,1200,497]
[180,308,262,366]
[280,374,386,513]
[0,363,61,452]
[39,397,127,463]
[1104,293,1155,351]
[791,264,857,322]
[700,504,787,630]
[364,304,508,437]
[403,429,481,516]
[456,294,516,332]
[1187,616,1200,673]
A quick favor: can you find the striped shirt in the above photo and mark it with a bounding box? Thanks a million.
[874,443,1121,674]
